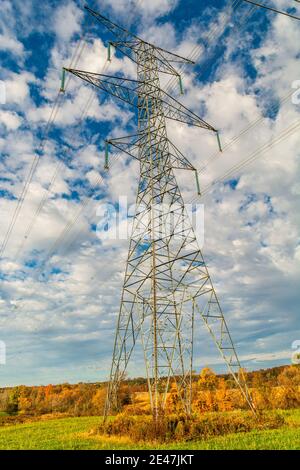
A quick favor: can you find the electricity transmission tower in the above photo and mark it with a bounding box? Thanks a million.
[65,6,255,419]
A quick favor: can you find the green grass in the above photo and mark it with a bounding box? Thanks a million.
[0,410,299,450]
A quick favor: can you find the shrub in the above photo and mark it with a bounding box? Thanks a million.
[97,410,284,443]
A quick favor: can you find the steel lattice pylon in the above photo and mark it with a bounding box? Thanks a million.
[66,6,255,419]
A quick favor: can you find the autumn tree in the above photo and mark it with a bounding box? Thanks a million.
[165,382,186,414]
[215,378,233,412]
[197,368,218,391]
[194,368,218,412]
[275,365,300,409]
[251,370,271,410]
[91,387,107,415]
[6,388,20,414]
[118,384,132,408]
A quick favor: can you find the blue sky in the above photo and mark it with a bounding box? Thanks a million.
[0,0,299,386]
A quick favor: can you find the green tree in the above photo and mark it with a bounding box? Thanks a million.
[6,388,20,414]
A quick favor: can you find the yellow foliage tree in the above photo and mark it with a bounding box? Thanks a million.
[194,368,217,412]
[91,387,107,415]
[197,368,218,391]
[276,366,300,409]
[215,378,233,412]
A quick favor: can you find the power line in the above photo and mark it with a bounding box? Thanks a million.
[4,3,146,350]
[188,118,300,205]
[202,120,300,197]
[14,1,145,268]
[186,3,257,86]
[0,30,88,261]
[196,88,294,176]
[15,57,111,260]
[34,147,127,280]
[13,0,143,260]
[241,0,300,21]
[14,39,90,259]
[164,0,244,95]
[27,110,298,331]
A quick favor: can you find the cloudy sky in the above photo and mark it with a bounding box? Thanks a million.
[0,0,299,387]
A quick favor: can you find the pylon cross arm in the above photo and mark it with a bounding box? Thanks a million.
[106,133,144,162]
[65,68,139,106]
[66,68,216,131]
[106,132,197,171]
[110,40,190,77]
[85,6,194,67]
[85,6,135,43]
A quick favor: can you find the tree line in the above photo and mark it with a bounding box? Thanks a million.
[0,364,299,417]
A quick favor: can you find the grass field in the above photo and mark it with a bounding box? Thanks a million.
[0,409,299,450]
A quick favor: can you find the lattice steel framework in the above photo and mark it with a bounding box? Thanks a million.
[66,6,255,419]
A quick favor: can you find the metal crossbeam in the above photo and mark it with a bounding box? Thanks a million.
[66,68,216,130]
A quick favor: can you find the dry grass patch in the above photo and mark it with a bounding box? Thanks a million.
[96,410,285,443]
